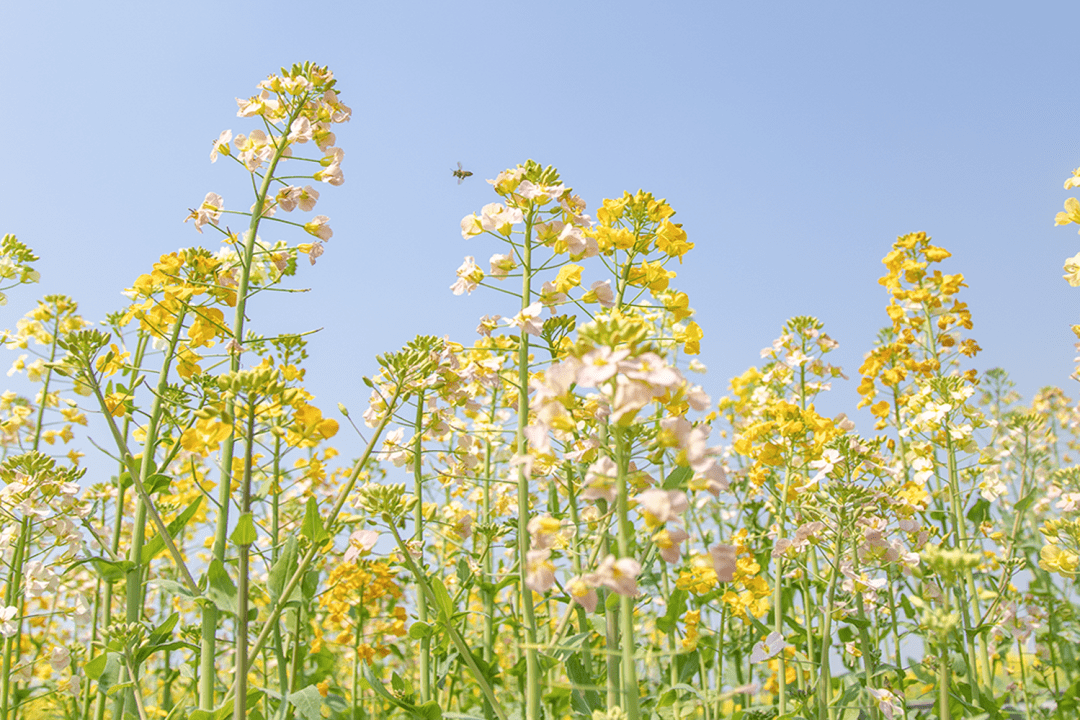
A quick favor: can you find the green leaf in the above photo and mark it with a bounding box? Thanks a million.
[656,589,687,634]
[141,496,203,565]
[212,690,265,720]
[663,465,693,490]
[300,497,328,545]
[144,473,172,494]
[431,577,454,621]
[288,686,330,720]
[230,512,258,547]
[268,536,299,603]
[67,557,135,584]
[1014,488,1039,514]
[94,653,122,692]
[565,654,601,718]
[135,612,183,665]
[408,621,434,640]
[360,662,442,720]
[1059,677,1080,712]
[676,650,699,684]
[391,672,412,697]
[668,683,705,703]
[84,653,108,681]
[966,498,990,524]
[149,579,194,599]
[302,569,320,601]
[846,615,871,630]
[416,701,443,720]
[205,559,237,616]
[148,612,180,646]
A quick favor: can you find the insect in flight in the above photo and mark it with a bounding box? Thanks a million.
[452,162,474,184]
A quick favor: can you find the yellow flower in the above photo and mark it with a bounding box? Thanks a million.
[596,196,629,224]
[1064,253,1080,287]
[94,344,130,377]
[869,400,891,418]
[103,391,131,418]
[674,321,703,355]
[1039,544,1078,577]
[287,403,340,447]
[663,291,692,322]
[655,221,693,261]
[554,264,583,293]
[1056,197,1080,230]
[180,418,233,457]
[188,307,225,348]
[175,345,203,380]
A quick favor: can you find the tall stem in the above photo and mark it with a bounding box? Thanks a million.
[514,208,540,720]
[233,402,257,720]
[614,428,640,720]
[1,309,61,720]
[203,99,305,710]
[943,430,983,705]
[412,394,431,702]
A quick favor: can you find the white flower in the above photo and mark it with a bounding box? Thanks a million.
[302,215,333,241]
[209,130,232,162]
[0,606,18,637]
[524,549,555,593]
[506,302,544,337]
[806,448,842,488]
[749,631,786,663]
[450,256,484,296]
[343,529,379,563]
[185,192,224,233]
[867,688,903,720]
[49,646,71,673]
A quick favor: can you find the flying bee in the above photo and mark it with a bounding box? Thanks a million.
[452,161,473,184]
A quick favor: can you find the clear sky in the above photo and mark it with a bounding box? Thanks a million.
[3,1,1079,443]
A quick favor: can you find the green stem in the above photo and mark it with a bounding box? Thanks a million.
[233,401,257,720]
[385,522,509,720]
[1,310,62,720]
[614,428,640,720]
[937,590,951,720]
[204,96,306,712]
[943,430,983,706]
[241,391,401,669]
[412,393,431,702]
[817,533,843,720]
[514,207,541,720]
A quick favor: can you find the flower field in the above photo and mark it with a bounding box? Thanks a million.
[3,63,1080,720]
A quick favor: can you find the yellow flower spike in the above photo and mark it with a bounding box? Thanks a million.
[897,231,927,250]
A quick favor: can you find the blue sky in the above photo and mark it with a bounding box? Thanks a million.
[2,1,1079,443]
